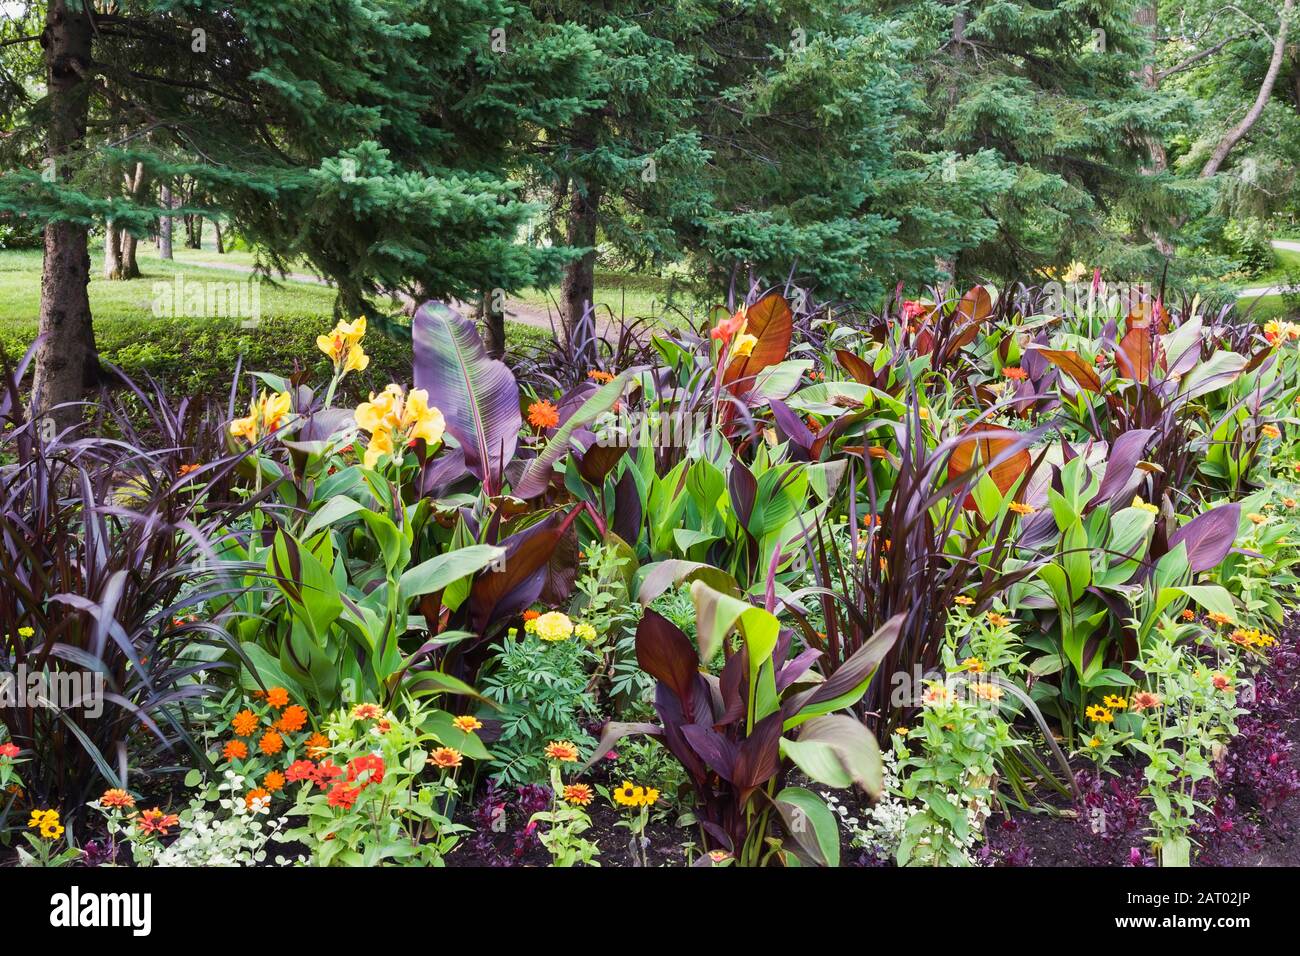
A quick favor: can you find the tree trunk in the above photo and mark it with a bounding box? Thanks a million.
[560,177,600,351]
[480,291,506,359]
[213,219,224,253]
[158,183,173,260]
[103,219,121,278]
[117,162,146,278]
[32,0,97,430]
[1201,0,1294,178]
[1137,0,1176,258]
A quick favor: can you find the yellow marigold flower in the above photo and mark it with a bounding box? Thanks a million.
[316,316,370,374]
[428,747,463,770]
[1085,705,1113,724]
[230,390,293,444]
[533,611,574,642]
[562,783,594,806]
[986,612,1012,628]
[1261,424,1281,440]
[953,595,975,606]
[451,715,482,733]
[544,740,581,763]
[1248,513,1267,525]
[574,621,597,642]
[231,709,259,737]
[1008,501,1036,515]
[1131,496,1158,514]
[731,332,758,358]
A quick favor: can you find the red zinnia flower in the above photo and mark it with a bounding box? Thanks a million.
[0,743,19,759]
[346,754,386,787]
[327,782,359,809]
[286,759,316,783]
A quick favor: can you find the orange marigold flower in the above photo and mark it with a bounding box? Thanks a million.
[277,704,308,733]
[245,787,271,809]
[263,770,286,792]
[231,709,259,737]
[222,739,248,762]
[587,369,614,384]
[544,740,581,763]
[305,732,330,759]
[99,788,135,809]
[428,747,463,770]
[452,715,483,733]
[258,730,284,756]
[527,400,560,429]
[562,783,594,806]
[351,703,383,720]
[265,687,290,709]
[1003,366,1028,381]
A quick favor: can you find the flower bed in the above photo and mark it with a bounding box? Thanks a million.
[3,285,1300,868]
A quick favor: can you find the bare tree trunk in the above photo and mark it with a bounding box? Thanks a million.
[158,183,173,260]
[1201,0,1294,178]
[103,218,121,278]
[32,0,97,429]
[117,162,146,278]
[213,219,224,253]
[480,291,506,359]
[1137,0,1176,257]
[560,177,600,349]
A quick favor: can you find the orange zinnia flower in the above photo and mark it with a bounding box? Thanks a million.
[306,732,330,759]
[986,612,1012,628]
[178,463,201,477]
[222,740,248,762]
[1003,366,1028,381]
[527,400,560,430]
[265,687,290,709]
[587,369,614,384]
[1008,501,1036,515]
[562,783,594,806]
[258,730,284,756]
[99,788,135,809]
[1206,611,1233,627]
[245,787,271,809]
[231,709,259,737]
[428,747,463,770]
[138,808,180,835]
[544,740,581,763]
[1130,691,1162,712]
[452,715,483,733]
[277,705,308,733]
[263,770,286,792]
[351,703,383,720]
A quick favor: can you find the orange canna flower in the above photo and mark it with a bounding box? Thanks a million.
[710,304,749,344]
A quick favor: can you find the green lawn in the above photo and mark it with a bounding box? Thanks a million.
[1235,246,1300,322]
[0,244,550,402]
[514,270,706,327]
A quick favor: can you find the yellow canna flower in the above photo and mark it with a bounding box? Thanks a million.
[731,332,758,358]
[362,425,394,470]
[230,391,293,444]
[354,383,446,469]
[317,317,370,374]
[1131,496,1158,514]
